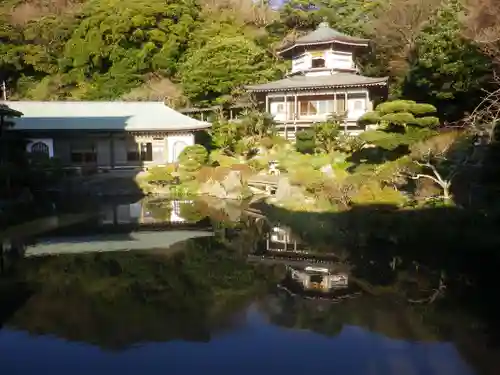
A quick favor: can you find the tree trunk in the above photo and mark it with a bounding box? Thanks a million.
[442,182,452,202]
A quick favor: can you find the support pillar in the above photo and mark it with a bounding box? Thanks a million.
[284,94,288,140]
[265,95,269,114]
[109,133,115,169]
[294,92,298,120]
[294,92,298,139]
[344,89,348,133]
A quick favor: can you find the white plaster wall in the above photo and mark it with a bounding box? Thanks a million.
[167,133,194,163]
[292,54,310,73]
[327,51,354,70]
[270,101,287,121]
[304,70,332,77]
[26,138,54,158]
[129,202,142,219]
[347,97,368,120]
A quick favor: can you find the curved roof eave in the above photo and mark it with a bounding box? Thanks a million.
[246,81,388,93]
[278,39,370,55]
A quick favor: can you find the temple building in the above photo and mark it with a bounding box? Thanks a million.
[7,101,210,170]
[245,21,388,139]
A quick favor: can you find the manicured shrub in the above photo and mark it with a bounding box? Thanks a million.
[178,144,208,165]
[295,129,316,154]
[178,145,208,182]
[145,165,176,185]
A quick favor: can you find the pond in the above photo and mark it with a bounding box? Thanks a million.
[0,197,498,375]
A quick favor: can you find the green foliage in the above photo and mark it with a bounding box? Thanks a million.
[177,145,208,182]
[313,119,341,153]
[178,201,207,223]
[358,100,440,151]
[209,110,276,157]
[143,199,173,220]
[296,129,316,154]
[178,35,279,104]
[209,149,240,167]
[178,145,208,165]
[239,110,276,140]
[403,0,494,120]
[351,181,408,206]
[358,111,382,125]
[381,112,416,126]
[145,165,177,185]
[413,116,440,128]
[210,118,240,154]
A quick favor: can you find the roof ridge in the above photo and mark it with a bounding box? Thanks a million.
[5,100,167,103]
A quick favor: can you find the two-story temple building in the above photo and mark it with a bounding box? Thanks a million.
[245,21,388,139]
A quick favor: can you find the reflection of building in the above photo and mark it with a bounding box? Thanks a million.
[279,263,361,301]
[248,224,360,300]
[100,200,193,225]
[266,225,306,253]
[288,266,348,293]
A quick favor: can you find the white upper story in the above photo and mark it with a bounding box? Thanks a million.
[279,21,369,77]
[291,49,359,75]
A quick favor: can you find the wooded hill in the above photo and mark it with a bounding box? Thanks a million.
[0,0,498,120]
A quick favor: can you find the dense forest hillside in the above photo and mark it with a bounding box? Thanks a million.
[0,0,498,120]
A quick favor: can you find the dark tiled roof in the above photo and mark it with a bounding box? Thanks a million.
[278,22,369,55]
[245,73,388,92]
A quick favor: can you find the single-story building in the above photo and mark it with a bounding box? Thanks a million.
[6,101,211,169]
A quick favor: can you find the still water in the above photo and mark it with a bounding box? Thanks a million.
[0,198,497,375]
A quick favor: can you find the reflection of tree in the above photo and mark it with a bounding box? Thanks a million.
[179,201,208,223]
[143,199,172,221]
[259,291,442,342]
[6,237,276,350]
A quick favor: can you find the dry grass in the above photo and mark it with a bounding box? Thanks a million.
[462,0,500,66]
[369,0,442,77]
[122,75,187,108]
[201,0,277,27]
[9,0,82,25]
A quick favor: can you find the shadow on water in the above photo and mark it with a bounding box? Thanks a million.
[0,195,500,374]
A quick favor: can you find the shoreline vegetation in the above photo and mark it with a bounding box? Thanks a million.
[134,100,499,218]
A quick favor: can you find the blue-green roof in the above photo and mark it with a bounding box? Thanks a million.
[7,101,211,132]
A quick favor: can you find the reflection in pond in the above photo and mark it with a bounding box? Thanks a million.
[0,198,498,375]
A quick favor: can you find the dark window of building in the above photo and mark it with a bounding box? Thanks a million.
[127,141,140,161]
[335,95,346,113]
[300,101,309,116]
[311,58,326,68]
[127,141,153,162]
[140,142,153,161]
[70,140,96,164]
